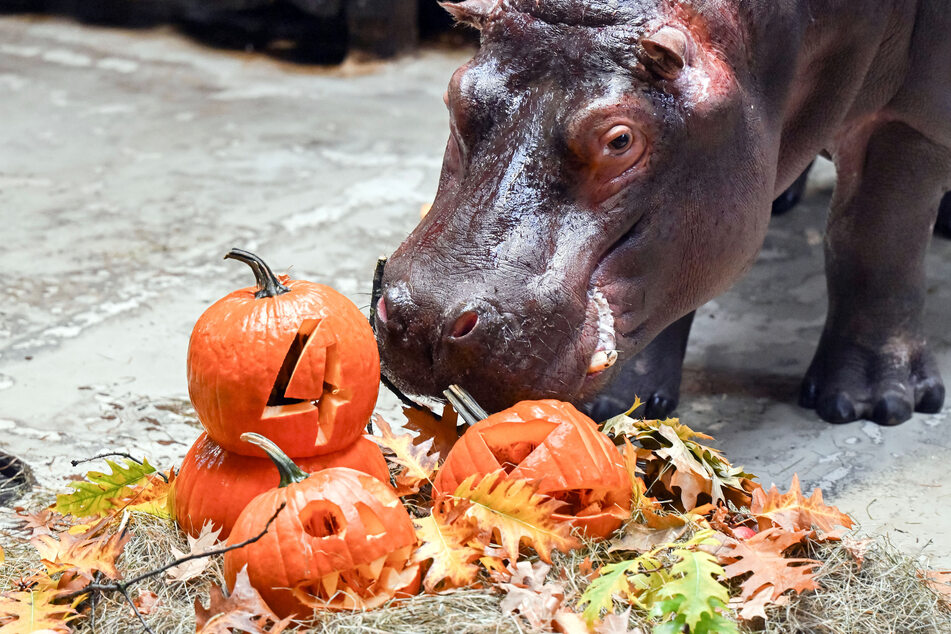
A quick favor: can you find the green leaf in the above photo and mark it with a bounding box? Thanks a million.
[578,560,637,624]
[651,544,737,634]
[55,458,156,517]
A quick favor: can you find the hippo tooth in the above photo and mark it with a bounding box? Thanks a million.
[588,349,618,374]
[321,571,339,597]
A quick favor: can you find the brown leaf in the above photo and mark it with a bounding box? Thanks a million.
[608,523,687,554]
[132,589,161,616]
[751,475,854,539]
[729,585,788,621]
[167,521,222,583]
[554,609,592,634]
[919,570,951,608]
[31,517,130,583]
[594,607,645,633]
[195,566,293,634]
[16,509,67,538]
[369,414,440,495]
[841,535,873,569]
[0,589,82,633]
[403,405,460,461]
[499,561,567,631]
[719,527,818,601]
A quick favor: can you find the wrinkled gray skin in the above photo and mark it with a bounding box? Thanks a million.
[375,0,951,426]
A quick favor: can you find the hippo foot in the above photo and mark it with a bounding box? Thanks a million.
[935,191,951,238]
[799,333,945,425]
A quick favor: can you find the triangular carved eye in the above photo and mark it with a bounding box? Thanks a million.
[354,502,387,537]
[301,500,348,538]
[479,421,558,473]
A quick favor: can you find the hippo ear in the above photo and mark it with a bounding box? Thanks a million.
[639,26,691,80]
[439,0,497,29]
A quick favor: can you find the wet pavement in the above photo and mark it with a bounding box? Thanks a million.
[1,16,949,565]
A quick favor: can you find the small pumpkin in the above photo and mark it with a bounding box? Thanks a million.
[433,400,631,538]
[224,433,419,617]
[188,248,380,457]
[173,432,391,539]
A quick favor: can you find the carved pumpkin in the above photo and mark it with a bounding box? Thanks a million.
[173,432,391,539]
[188,248,380,457]
[224,434,419,617]
[433,400,631,538]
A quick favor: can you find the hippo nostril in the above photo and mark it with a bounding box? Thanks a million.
[449,310,479,339]
[376,296,388,323]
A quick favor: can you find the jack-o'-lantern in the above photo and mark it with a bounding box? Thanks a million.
[433,400,631,538]
[224,433,419,618]
[173,432,391,539]
[187,248,379,457]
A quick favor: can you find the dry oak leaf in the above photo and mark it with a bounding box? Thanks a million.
[132,589,161,616]
[728,585,788,621]
[595,608,645,634]
[369,414,440,495]
[167,521,222,583]
[450,471,580,563]
[499,561,567,631]
[195,566,293,634]
[403,405,461,462]
[31,518,130,583]
[16,509,67,538]
[751,475,854,539]
[919,570,951,608]
[412,512,483,592]
[609,523,688,554]
[719,527,818,602]
[0,590,82,633]
[840,535,873,569]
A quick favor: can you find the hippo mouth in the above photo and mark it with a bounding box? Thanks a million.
[583,286,619,378]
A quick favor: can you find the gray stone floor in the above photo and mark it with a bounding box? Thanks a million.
[1,16,949,565]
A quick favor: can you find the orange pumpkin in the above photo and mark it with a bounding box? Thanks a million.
[224,434,419,618]
[188,248,380,457]
[433,400,631,538]
[173,432,391,539]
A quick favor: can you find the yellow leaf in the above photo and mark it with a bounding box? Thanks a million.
[0,590,82,633]
[368,415,440,495]
[451,472,579,563]
[412,514,482,592]
[403,405,460,461]
[31,517,130,583]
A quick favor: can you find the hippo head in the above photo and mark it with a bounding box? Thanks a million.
[375,0,775,412]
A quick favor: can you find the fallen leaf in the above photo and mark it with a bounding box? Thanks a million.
[16,509,67,538]
[751,475,854,539]
[31,517,130,583]
[609,523,687,554]
[404,405,460,461]
[499,561,567,631]
[652,546,736,633]
[132,589,161,616]
[369,415,440,495]
[450,472,579,563]
[728,585,787,621]
[167,521,222,582]
[54,457,156,518]
[554,609,591,633]
[719,527,818,601]
[841,535,873,569]
[595,607,644,633]
[195,566,293,634]
[919,570,951,608]
[412,512,482,592]
[0,590,82,633]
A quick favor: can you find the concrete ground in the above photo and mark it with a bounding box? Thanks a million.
[1,16,949,566]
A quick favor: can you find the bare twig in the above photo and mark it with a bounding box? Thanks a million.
[57,503,286,603]
[118,584,156,634]
[70,452,169,483]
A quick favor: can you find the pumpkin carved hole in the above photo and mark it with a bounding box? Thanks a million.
[479,421,558,473]
[300,500,347,538]
[549,488,610,516]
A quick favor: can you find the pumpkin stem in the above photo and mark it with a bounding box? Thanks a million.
[240,433,309,487]
[225,248,291,299]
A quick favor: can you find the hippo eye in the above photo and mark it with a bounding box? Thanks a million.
[604,126,634,154]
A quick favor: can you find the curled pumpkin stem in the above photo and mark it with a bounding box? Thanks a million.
[241,432,309,488]
[225,248,291,299]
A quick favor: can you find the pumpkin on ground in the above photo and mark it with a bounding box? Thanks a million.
[224,433,419,618]
[173,432,391,539]
[433,400,632,539]
[187,248,380,458]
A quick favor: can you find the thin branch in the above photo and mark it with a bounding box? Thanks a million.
[118,584,156,634]
[57,503,286,603]
[69,453,169,483]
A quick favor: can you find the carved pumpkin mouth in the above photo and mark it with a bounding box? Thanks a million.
[477,421,627,522]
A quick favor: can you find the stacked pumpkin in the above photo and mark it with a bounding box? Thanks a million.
[173,248,419,617]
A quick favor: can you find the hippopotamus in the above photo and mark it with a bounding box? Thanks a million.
[373,0,951,426]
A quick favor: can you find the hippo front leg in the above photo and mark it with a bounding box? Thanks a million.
[584,311,695,422]
[801,122,949,425]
